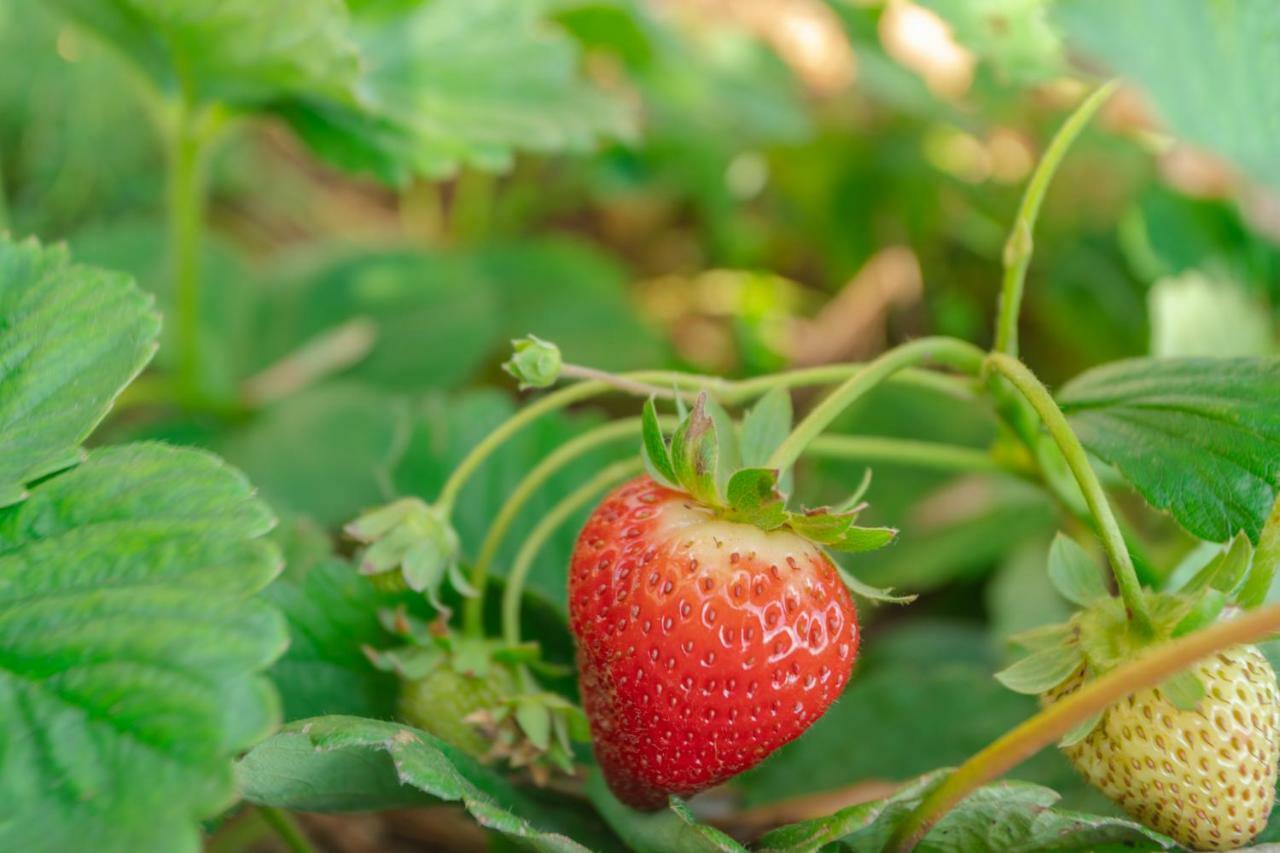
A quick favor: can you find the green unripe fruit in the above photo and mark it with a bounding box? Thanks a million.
[398,664,517,758]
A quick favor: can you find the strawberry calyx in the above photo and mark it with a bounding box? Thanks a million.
[642,391,910,604]
[996,530,1274,743]
[365,607,582,781]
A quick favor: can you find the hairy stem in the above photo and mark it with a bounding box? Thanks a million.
[502,459,643,645]
[258,807,318,853]
[807,435,1027,477]
[888,604,1280,851]
[768,338,987,471]
[986,353,1154,636]
[993,80,1118,357]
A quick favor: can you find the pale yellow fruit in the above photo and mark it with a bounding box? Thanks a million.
[1048,645,1280,851]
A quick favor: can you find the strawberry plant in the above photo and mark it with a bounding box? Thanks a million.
[3,2,1280,852]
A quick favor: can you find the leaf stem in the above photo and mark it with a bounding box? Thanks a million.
[993,80,1118,357]
[502,458,643,645]
[258,807,318,853]
[767,338,987,472]
[807,435,1028,478]
[887,604,1280,851]
[986,353,1154,636]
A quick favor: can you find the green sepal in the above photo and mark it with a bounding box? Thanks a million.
[1182,531,1252,598]
[1172,588,1227,637]
[702,396,742,498]
[836,566,916,605]
[739,388,792,467]
[347,498,466,606]
[1008,621,1075,653]
[670,392,720,505]
[833,467,874,514]
[641,397,678,488]
[1060,709,1103,747]
[790,508,897,554]
[1238,495,1280,608]
[515,699,552,751]
[1160,670,1206,711]
[1047,533,1109,607]
[994,644,1084,695]
[725,468,789,531]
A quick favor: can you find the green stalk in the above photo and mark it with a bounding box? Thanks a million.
[502,458,643,645]
[462,416,673,635]
[993,80,1118,357]
[768,338,987,471]
[258,807,317,853]
[807,435,1027,477]
[986,353,1154,636]
[166,90,219,401]
[887,604,1280,851]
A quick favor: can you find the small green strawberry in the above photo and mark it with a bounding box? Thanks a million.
[398,662,517,758]
[1047,647,1279,851]
[999,532,1280,851]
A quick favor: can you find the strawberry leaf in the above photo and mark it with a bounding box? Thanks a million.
[0,236,158,506]
[726,468,789,531]
[1047,533,1109,607]
[670,393,720,505]
[740,388,793,467]
[995,644,1084,695]
[641,398,678,488]
[0,445,286,852]
[239,716,611,849]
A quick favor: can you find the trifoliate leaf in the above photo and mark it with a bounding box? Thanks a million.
[994,644,1084,695]
[0,236,158,505]
[641,397,678,488]
[502,334,562,390]
[670,393,720,505]
[1046,533,1109,607]
[740,388,793,468]
[726,468,788,531]
[0,444,286,852]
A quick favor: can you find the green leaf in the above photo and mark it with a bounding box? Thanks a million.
[239,715,612,850]
[48,0,360,108]
[0,237,158,504]
[284,0,632,185]
[758,774,1177,852]
[994,645,1083,695]
[0,443,286,852]
[725,468,788,531]
[670,393,720,505]
[1046,533,1108,607]
[642,397,678,488]
[585,771,747,853]
[1056,0,1280,190]
[740,388,793,468]
[1239,494,1280,608]
[1059,357,1280,543]
[1160,670,1206,712]
[262,557,399,722]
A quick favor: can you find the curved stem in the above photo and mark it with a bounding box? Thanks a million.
[994,80,1118,357]
[807,435,1027,478]
[887,604,1280,851]
[463,416,674,635]
[986,353,1154,636]
[167,92,208,401]
[768,338,987,471]
[502,459,644,645]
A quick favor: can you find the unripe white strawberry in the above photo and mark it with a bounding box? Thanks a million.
[1047,645,1280,851]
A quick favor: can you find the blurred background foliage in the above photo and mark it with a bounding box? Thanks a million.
[4,0,1279,843]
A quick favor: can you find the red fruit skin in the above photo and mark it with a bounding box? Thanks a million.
[569,476,859,810]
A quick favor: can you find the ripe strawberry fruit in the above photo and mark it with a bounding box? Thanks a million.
[1048,645,1280,851]
[569,475,860,809]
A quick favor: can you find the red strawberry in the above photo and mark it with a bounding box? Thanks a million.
[569,475,859,809]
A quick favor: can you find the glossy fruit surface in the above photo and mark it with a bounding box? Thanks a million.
[569,475,859,809]
[1048,645,1280,850]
